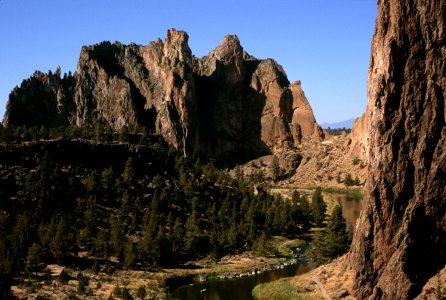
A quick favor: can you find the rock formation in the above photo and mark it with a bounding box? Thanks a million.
[3,68,76,127]
[3,29,323,162]
[349,112,369,163]
[73,30,198,155]
[349,0,446,299]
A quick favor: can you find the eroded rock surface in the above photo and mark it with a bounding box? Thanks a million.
[349,112,369,163]
[3,29,323,162]
[349,1,446,299]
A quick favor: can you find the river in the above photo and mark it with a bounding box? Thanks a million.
[169,193,362,300]
[169,262,311,300]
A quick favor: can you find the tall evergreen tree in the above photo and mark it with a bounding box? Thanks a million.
[110,216,125,259]
[123,240,135,269]
[271,156,281,182]
[291,190,313,232]
[26,243,43,276]
[170,217,185,262]
[311,188,326,227]
[123,157,137,189]
[308,205,351,264]
[323,205,350,259]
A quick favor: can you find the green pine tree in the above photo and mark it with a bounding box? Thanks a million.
[323,205,350,259]
[311,188,326,227]
[271,156,281,182]
[291,191,313,232]
[26,243,43,276]
[110,216,125,259]
[123,240,135,269]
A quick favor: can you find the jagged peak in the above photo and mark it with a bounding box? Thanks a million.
[291,80,302,86]
[165,28,189,45]
[163,28,192,63]
[211,34,244,62]
[220,34,241,49]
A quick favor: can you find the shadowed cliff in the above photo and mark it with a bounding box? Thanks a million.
[349,0,446,298]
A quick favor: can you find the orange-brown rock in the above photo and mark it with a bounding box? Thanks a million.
[3,29,323,163]
[290,81,324,144]
[349,112,369,163]
[349,0,446,299]
[73,29,198,155]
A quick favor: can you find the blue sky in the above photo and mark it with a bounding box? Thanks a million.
[0,0,377,124]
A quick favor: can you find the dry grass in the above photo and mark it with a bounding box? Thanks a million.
[12,266,169,299]
[252,278,320,300]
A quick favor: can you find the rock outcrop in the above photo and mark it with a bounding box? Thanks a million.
[349,0,446,299]
[3,68,76,127]
[349,112,369,163]
[73,29,198,155]
[3,29,323,162]
[192,34,323,161]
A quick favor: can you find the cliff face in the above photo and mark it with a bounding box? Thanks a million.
[192,35,323,161]
[3,68,76,127]
[3,29,323,162]
[73,29,198,155]
[349,112,369,163]
[349,0,446,299]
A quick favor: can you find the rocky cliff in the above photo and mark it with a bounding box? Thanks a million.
[349,0,446,299]
[3,29,323,162]
[349,112,369,163]
[3,68,76,127]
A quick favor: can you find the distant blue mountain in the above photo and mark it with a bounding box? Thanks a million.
[320,118,356,129]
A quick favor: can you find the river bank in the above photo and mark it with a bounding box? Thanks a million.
[11,238,307,299]
[170,256,311,300]
[252,255,355,300]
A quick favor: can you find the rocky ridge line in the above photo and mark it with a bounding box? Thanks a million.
[3,29,324,163]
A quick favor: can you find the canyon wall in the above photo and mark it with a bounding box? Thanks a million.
[3,30,323,162]
[349,0,446,299]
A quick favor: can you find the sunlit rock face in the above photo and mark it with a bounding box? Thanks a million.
[193,34,323,161]
[349,0,446,299]
[3,29,323,162]
[349,113,369,163]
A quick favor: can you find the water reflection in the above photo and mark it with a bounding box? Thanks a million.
[334,193,363,227]
[170,262,310,300]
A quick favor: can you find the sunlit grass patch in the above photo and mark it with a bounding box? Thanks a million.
[252,278,319,300]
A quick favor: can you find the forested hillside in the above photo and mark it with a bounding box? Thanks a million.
[0,125,320,297]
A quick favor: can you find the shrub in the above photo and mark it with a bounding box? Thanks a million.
[77,273,89,294]
[136,285,147,299]
[352,158,361,165]
[344,173,354,186]
[113,285,122,298]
